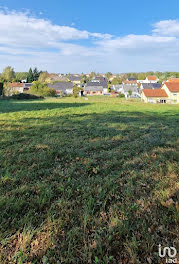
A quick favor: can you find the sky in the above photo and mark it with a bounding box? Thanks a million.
[1,0,179,73]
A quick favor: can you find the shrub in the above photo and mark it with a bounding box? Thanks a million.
[118,93,125,98]
[11,93,43,100]
[30,81,56,97]
[73,86,81,98]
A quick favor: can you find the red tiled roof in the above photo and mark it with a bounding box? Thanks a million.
[167,78,179,82]
[7,82,24,87]
[164,82,179,92]
[142,89,168,97]
[123,80,137,84]
[147,76,157,81]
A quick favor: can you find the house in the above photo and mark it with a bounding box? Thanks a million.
[5,82,33,95]
[86,73,91,77]
[84,81,107,95]
[122,84,141,98]
[48,82,73,95]
[145,76,158,83]
[166,78,179,83]
[140,83,161,89]
[6,83,25,95]
[92,76,107,82]
[66,75,81,85]
[137,76,158,84]
[127,78,137,81]
[109,75,117,81]
[141,89,168,103]
[23,83,33,91]
[122,80,137,85]
[112,84,123,93]
[161,82,179,103]
[46,74,68,83]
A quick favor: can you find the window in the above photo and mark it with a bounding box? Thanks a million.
[173,93,177,96]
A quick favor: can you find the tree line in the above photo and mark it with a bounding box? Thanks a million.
[1,66,179,85]
[0,66,42,83]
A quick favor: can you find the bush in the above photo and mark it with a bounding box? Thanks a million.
[11,93,43,100]
[30,81,56,97]
[118,93,125,98]
[73,86,81,98]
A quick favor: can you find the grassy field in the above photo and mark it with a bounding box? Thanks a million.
[0,97,178,264]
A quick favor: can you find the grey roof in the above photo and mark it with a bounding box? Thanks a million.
[93,76,107,82]
[48,82,73,91]
[67,75,81,82]
[86,81,108,89]
[141,83,161,89]
[84,86,104,92]
[113,84,122,88]
[122,84,139,93]
[127,78,137,81]
[24,83,33,88]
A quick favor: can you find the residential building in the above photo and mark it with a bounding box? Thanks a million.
[122,80,137,85]
[46,74,68,83]
[166,78,179,83]
[84,81,107,95]
[112,84,123,93]
[161,82,179,103]
[66,75,81,85]
[140,83,161,89]
[127,78,137,81]
[5,83,30,95]
[141,89,168,103]
[92,76,107,82]
[137,76,158,84]
[48,82,73,95]
[122,84,141,98]
[23,83,33,91]
[145,76,158,83]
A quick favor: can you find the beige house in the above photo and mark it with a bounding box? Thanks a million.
[5,83,24,96]
[161,82,179,103]
[141,89,168,103]
[66,75,81,85]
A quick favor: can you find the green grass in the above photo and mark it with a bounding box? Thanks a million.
[0,97,178,264]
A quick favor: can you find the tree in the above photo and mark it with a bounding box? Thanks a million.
[138,73,146,80]
[128,90,132,97]
[73,86,81,98]
[30,81,56,97]
[15,72,28,81]
[33,67,40,81]
[1,66,16,82]
[106,72,112,79]
[27,68,34,83]
[0,82,3,96]
[111,78,122,85]
[91,72,97,78]
[38,72,49,83]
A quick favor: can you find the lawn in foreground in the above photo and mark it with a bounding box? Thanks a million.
[0,97,178,264]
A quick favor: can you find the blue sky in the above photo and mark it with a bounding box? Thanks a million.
[0,0,179,73]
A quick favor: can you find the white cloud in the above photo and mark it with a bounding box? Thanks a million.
[97,34,176,50]
[0,9,179,72]
[153,20,179,36]
[0,9,112,50]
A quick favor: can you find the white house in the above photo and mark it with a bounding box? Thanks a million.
[137,76,158,84]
